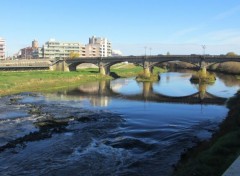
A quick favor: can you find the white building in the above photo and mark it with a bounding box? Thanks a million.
[89,36,112,57]
[0,37,6,59]
[41,39,85,59]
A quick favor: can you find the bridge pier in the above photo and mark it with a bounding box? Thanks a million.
[51,59,69,71]
[99,65,106,75]
[98,62,110,75]
[199,60,207,78]
[143,61,151,78]
[143,67,151,77]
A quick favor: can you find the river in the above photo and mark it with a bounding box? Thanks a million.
[0,71,239,176]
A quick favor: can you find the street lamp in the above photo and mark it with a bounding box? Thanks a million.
[144,46,147,56]
[202,45,206,56]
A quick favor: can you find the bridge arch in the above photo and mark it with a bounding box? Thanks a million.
[98,60,143,75]
[68,61,98,71]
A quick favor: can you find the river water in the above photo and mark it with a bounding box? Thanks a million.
[0,71,239,176]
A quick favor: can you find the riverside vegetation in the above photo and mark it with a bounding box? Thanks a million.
[163,61,240,75]
[190,71,216,84]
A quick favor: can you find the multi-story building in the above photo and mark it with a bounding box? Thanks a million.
[79,45,86,57]
[20,40,41,59]
[17,37,113,59]
[32,40,40,58]
[0,37,6,59]
[88,36,112,57]
[41,39,85,59]
[20,47,33,59]
[85,44,99,57]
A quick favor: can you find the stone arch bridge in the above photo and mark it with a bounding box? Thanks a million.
[54,55,240,75]
[0,55,240,75]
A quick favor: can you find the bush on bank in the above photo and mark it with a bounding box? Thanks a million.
[190,71,216,84]
[136,72,160,82]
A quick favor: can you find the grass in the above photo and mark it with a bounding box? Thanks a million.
[0,69,111,96]
[174,90,240,176]
[111,64,143,77]
[0,65,166,96]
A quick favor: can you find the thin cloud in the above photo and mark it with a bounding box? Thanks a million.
[165,26,202,43]
[213,5,240,21]
[172,27,200,37]
[204,29,240,44]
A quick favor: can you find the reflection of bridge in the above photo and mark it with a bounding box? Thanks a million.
[59,80,227,105]
[1,55,240,75]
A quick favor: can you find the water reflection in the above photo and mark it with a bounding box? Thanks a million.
[48,75,229,107]
[168,70,240,98]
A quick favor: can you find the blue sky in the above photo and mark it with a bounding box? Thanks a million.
[1,0,240,56]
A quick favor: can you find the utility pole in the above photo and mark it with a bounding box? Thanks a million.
[149,47,152,56]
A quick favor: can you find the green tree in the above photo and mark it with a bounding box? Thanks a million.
[166,51,170,55]
[226,52,238,56]
[69,52,80,58]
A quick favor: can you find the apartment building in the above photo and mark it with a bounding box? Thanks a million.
[20,47,34,59]
[85,44,99,57]
[41,39,85,59]
[0,37,6,59]
[89,36,112,57]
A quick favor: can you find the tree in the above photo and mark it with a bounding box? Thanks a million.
[69,52,80,58]
[226,52,237,56]
[166,51,170,55]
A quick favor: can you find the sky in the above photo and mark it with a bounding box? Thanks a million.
[1,0,240,56]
